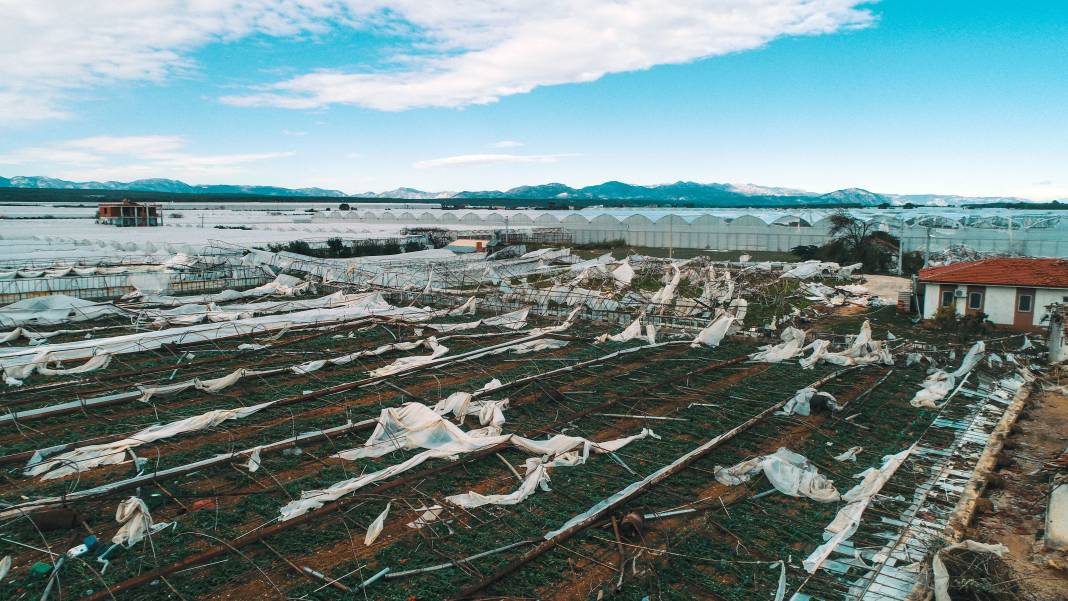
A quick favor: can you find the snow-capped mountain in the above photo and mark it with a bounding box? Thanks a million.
[0,174,1056,206]
[0,175,347,197]
[351,187,456,200]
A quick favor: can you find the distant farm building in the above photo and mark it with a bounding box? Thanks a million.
[446,239,486,253]
[97,200,162,227]
[919,257,1068,331]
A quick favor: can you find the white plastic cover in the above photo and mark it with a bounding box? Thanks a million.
[932,540,1007,601]
[910,341,985,408]
[750,327,807,363]
[112,497,167,547]
[714,448,840,503]
[803,447,912,573]
[691,313,734,348]
[278,402,656,520]
[364,501,391,545]
[0,295,126,327]
[26,400,274,480]
[611,259,635,285]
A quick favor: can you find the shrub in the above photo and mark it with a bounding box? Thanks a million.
[933,305,990,342]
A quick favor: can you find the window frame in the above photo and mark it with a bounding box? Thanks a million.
[968,291,983,310]
[1017,294,1033,313]
[941,290,954,307]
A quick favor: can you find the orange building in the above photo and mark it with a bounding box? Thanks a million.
[97,200,162,227]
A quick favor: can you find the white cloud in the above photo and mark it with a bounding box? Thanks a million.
[413,153,574,169]
[63,136,187,156]
[0,135,290,181]
[222,1,875,111]
[0,2,874,123]
[0,1,339,124]
[491,140,524,148]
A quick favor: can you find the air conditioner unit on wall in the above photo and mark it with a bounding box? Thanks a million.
[954,289,966,298]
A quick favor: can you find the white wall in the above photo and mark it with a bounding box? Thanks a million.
[982,286,1017,325]
[1036,289,1068,326]
[922,282,1067,328]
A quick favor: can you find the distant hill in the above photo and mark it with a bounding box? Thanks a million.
[0,175,346,197]
[351,187,455,200]
[452,180,871,207]
[1,174,1057,207]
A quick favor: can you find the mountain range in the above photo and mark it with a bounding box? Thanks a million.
[0,175,347,198]
[0,174,1044,207]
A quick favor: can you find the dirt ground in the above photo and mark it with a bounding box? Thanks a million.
[861,274,912,304]
[969,386,1068,600]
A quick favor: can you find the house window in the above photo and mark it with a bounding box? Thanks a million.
[1018,294,1033,312]
[968,292,983,310]
[941,290,954,307]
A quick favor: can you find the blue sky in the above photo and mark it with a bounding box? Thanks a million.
[0,1,1065,199]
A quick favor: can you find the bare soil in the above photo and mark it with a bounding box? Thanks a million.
[969,387,1068,600]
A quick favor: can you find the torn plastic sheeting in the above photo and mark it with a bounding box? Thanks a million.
[140,291,375,326]
[428,307,530,333]
[246,447,262,473]
[0,294,128,327]
[800,320,892,369]
[833,446,863,462]
[407,506,444,529]
[713,448,840,503]
[448,297,477,315]
[447,427,657,509]
[932,541,1009,601]
[691,313,734,348]
[483,307,530,330]
[4,351,113,384]
[729,298,748,322]
[650,264,682,304]
[368,338,449,378]
[26,400,275,480]
[611,258,635,285]
[596,317,642,343]
[780,261,839,279]
[278,403,656,521]
[909,341,985,409]
[365,502,391,545]
[113,496,169,547]
[750,327,807,363]
[802,447,912,573]
[144,338,435,397]
[0,292,433,371]
[776,387,838,417]
[130,273,309,307]
[433,391,509,429]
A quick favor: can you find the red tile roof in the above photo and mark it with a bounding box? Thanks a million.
[919,258,1068,288]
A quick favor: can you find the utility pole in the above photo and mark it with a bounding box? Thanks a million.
[1007,214,1013,255]
[923,225,932,267]
[896,217,904,275]
[668,215,674,260]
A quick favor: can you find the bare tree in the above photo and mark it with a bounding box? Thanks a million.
[827,210,875,252]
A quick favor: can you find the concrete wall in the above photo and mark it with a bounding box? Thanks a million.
[319,210,1068,257]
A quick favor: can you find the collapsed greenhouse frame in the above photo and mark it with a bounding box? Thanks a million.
[0,244,1046,601]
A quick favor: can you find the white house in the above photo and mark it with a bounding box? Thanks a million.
[919,258,1068,331]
